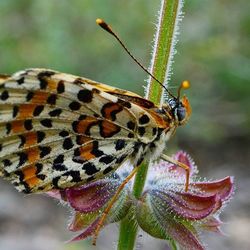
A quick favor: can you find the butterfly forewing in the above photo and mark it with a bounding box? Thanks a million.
[0,68,162,193]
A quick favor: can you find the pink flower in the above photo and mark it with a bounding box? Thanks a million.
[47,151,234,249]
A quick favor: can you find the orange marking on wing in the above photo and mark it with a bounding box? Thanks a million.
[101,120,120,137]
[26,148,40,164]
[102,103,122,120]
[76,117,99,134]
[22,165,40,188]
[24,132,38,147]
[30,91,49,103]
[147,110,170,129]
[77,135,92,145]
[47,79,58,91]
[18,104,36,119]
[79,142,95,160]
[11,120,25,133]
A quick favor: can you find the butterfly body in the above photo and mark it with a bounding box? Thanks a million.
[0,69,190,193]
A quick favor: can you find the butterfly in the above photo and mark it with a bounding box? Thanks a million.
[0,68,191,194]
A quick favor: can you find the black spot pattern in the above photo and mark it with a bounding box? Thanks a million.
[78,114,87,120]
[127,121,135,130]
[82,162,99,175]
[37,131,46,142]
[77,89,93,103]
[63,138,74,150]
[24,120,33,130]
[26,91,34,101]
[53,163,67,171]
[63,170,81,183]
[37,174,46,180]
[6,123,11,134]
[53,154,64,164]
[37,71,55,89]
[128,133,134,138]
[52,176,60,189]
[72,121,78,133]
[1,90,9,100]
[57,81,65,93]
[99,155,114,164]
[33,105,44,116]
[49,108,62,117]
[40,119,52,128]
[35,163,43,173]
[39,146,51,158]
[47,94,57,105]
[19,135,25,147]
[115,139,126,150]
[139,114,150,125]
[69,101,81,111]
[3,159,11,167]
[117,99,132,108]
[17,77,25,85]
[138,127,146,137]
[59,130,69,137]
[13,106,19,118]
[91,141,104,157]
[18,152,28,166]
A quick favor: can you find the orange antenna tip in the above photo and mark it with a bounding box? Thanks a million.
[96,18,114,35]
[177,80,190,99]
[181,80,190,89]
[96,18,103,25]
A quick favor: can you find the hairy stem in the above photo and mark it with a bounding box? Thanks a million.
[117,1,184,249]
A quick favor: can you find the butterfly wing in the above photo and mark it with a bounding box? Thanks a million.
[0,68,161,193]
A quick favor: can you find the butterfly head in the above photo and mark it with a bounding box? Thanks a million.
[166,95,191,125]
[163,80,191,126]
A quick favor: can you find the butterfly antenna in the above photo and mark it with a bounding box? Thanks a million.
[177,80,190,100]
[96,18,176,98]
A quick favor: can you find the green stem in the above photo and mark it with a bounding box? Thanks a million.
[117,1,184,249]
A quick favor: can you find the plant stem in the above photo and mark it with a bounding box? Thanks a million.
[117,1,184,249]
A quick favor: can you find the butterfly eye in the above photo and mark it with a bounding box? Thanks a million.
[176,106,186,123]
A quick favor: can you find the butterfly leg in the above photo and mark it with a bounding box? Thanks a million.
[160,154,190,192]
[92,165,139,245]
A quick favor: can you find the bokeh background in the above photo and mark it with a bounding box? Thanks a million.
[0,0,249,249]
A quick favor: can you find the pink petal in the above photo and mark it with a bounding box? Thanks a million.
[164,219,205,250]
[46,190,67,201]
[201,216,224,234]
[152,205,205,250]
[66,180,119,213]
[192,176,234,201]
[136,197,205,249]
[151,190,219,220]
[46,190,62,200]
[69,217,100,242]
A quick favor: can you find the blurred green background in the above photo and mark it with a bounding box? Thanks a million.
[0,1,249,250]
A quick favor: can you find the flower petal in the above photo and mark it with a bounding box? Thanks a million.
[192,176,234,201]
[149,189,219,220]
[136,194,205,250]
[65,179,120,213]
[200,216,224,234]
[69,217,100,242]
